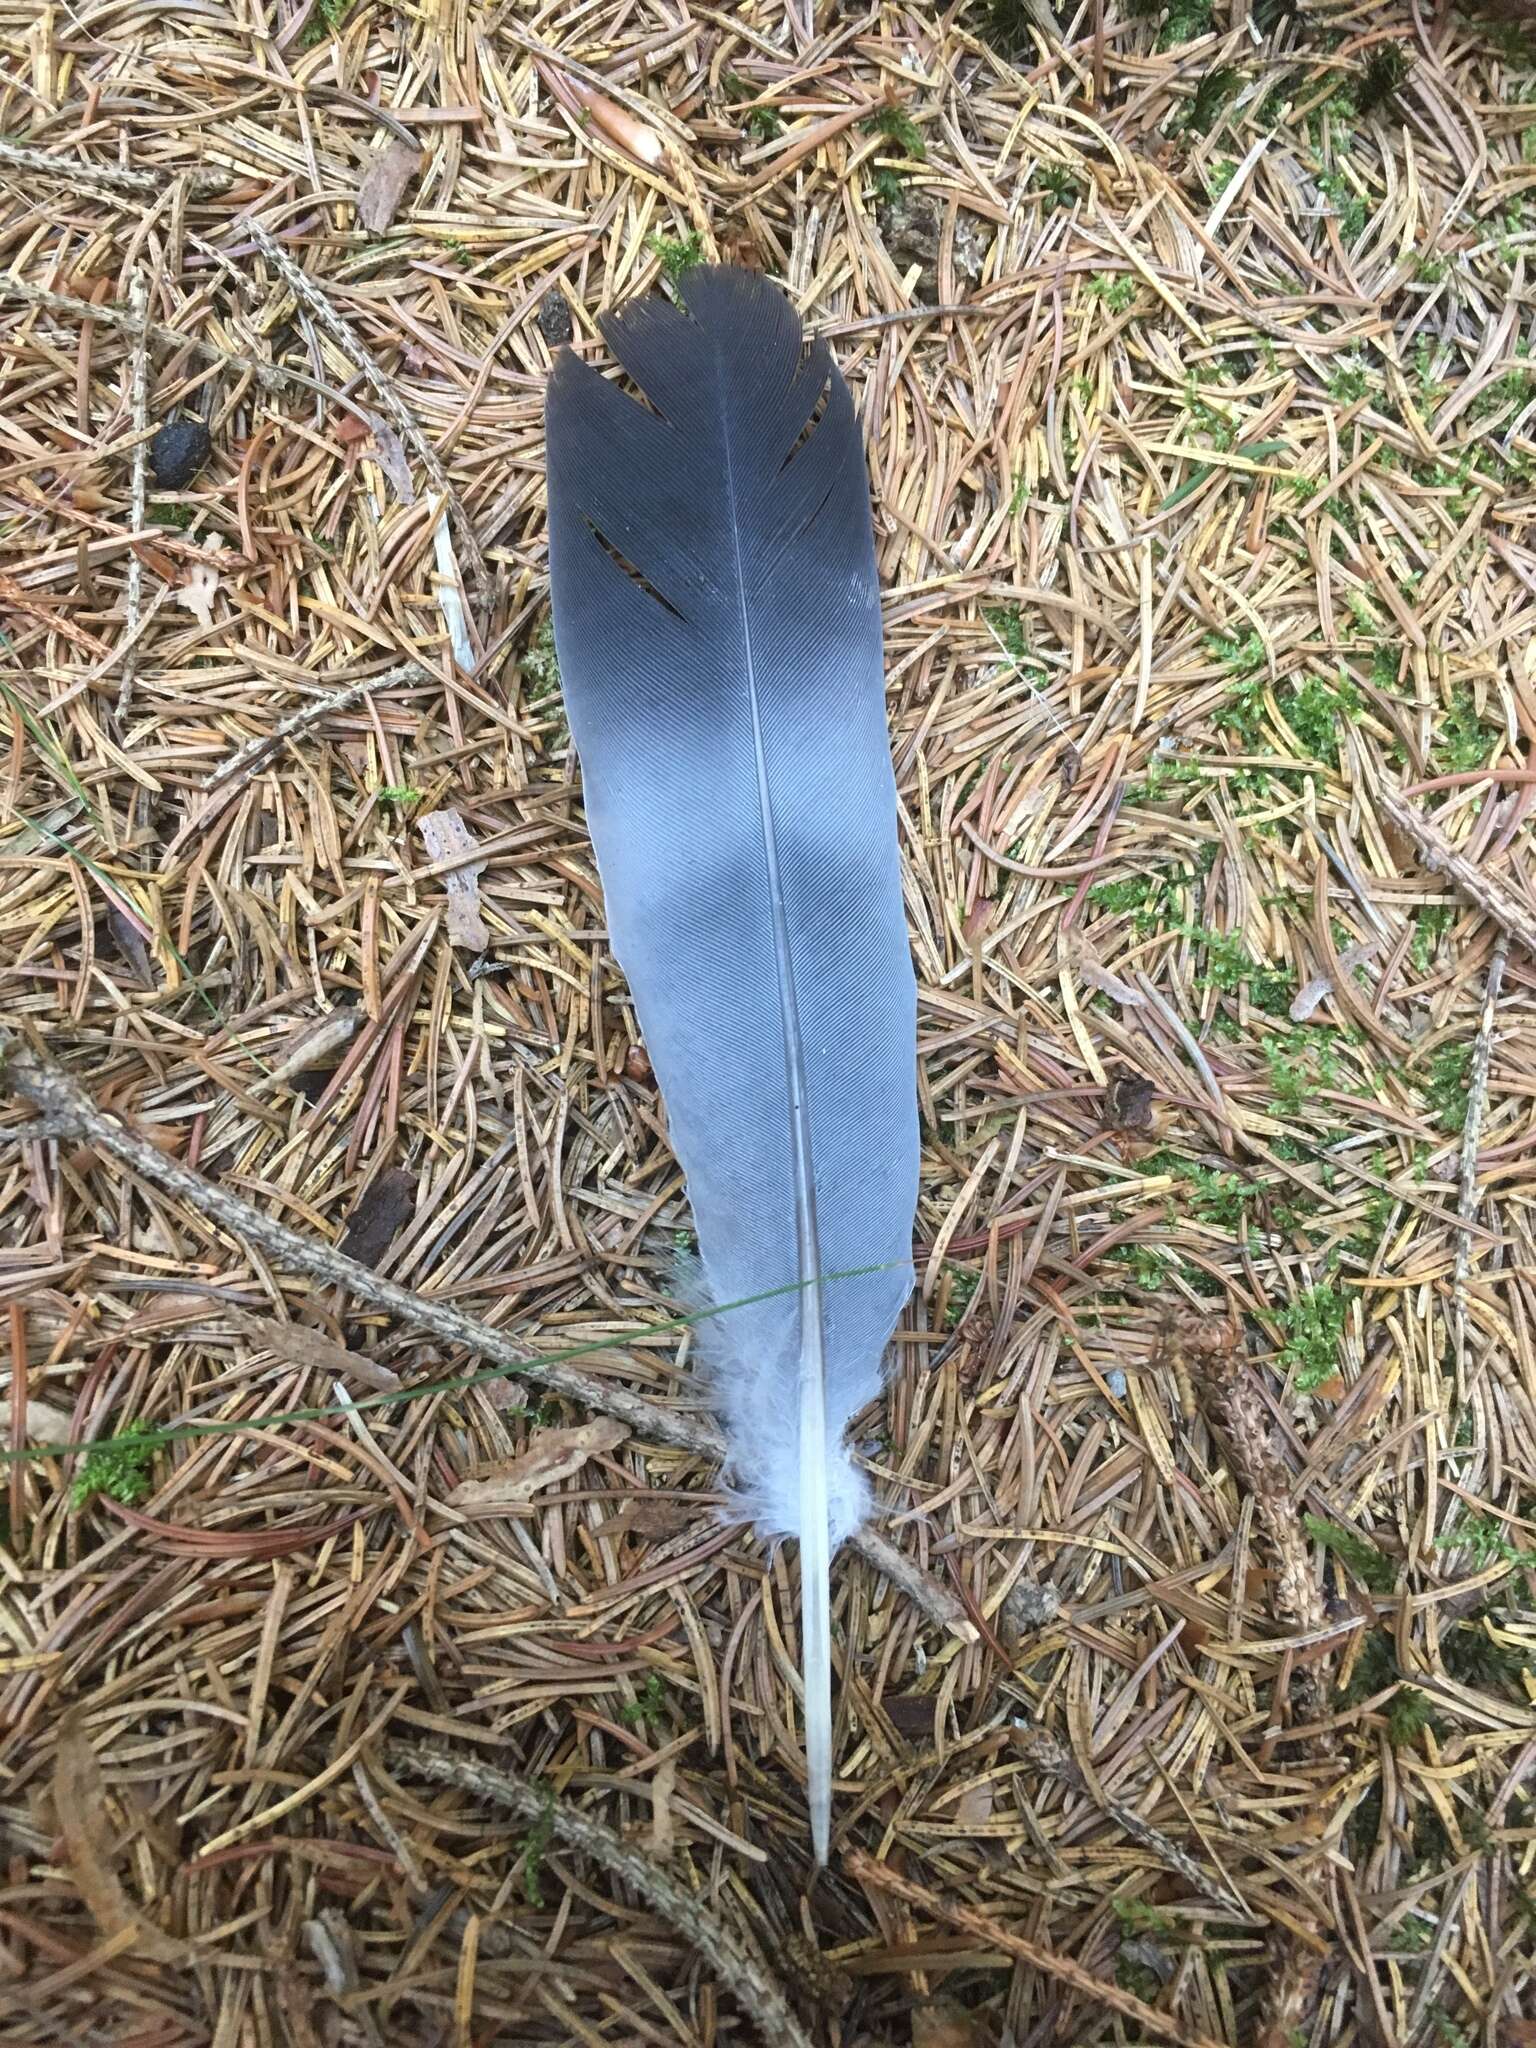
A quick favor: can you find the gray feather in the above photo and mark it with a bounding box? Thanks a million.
[545,266,918,1856]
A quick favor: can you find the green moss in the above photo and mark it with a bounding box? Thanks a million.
[1388,1685,1439,1746]
[1305,1513,1396,1591]
[1436,1512,1535,1569]
[1278,1282,1348,1390]
[1328,356,1371,403]
[300,0,349,44]
[1206,628,1265,674]
[985,605,1030,662]
[1155,0,1214,47]
[522,618,561,700]
[1089,273,1138,312]
[1358,44,1412,116]
[1433,685,1495,774]
[647,232,705,286]
[620,1671,668,1728]
[1423,1042,1471,1134]
[725,74,782,140]
[1285,673,1360,766]
[71,1437,157,1509]
[1188,926,1292,1014]
[862,104,927,159]
[1184,65,1241,134]
[1266,1027,1340,1115]
[1410,905,1454,975]
[1317,173,1368,247]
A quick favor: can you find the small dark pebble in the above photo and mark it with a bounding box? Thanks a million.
[537,293,573,346]
[149,417,211,489]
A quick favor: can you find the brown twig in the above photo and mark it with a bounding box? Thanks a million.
[1,1034,719,1456]
[1454,935,1508,1372]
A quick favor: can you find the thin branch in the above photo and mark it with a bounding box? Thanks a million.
[247,222,489,602]
[1454,935,1507,1374]
[0,1035,720,1457]
[118,270,150,720]
[206,661,433,790]
[845,1851,1230,2048]
[0,1039,965,1634]
[396,1747,815,2048]
[0,276,374,413]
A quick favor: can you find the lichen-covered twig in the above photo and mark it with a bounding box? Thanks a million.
[0,1035,720,1456]
[206,661,432,790]
[1173,1311,1338,2048]
[397,1747,815,2048]
[1013,1726,1247,1915]
[0,1040,966,1634]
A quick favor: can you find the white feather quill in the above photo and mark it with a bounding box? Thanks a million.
[545,265,918,1860]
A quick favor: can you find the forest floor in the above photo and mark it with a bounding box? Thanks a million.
[2,1,1536,2043]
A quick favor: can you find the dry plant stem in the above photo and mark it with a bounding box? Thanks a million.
[1174,1313,1333,1720]
[0,1040,957,1629]
[398,1748,815,2048]
[1377,782,1536,954]
[0,276,371,407]
[845,1851,1229,2048]
[118,271,149,721]
[246,223,489,601]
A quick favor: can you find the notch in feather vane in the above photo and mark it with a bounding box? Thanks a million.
[544,265,918,1862]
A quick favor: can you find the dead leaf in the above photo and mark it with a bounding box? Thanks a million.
[366,416,414,502]
[448,1418,629,1514]
[1101,1067,1157,1133]
[356,138,420,232]
[953,1779,994,1827]
[912,1998,991,2048]
[54,1712,186,1961]
[419,809,490,950]
[227,1308,400,1393]
[337,1167,416,1268]
[649,1755,677,1862]
[593,1496,693,1543]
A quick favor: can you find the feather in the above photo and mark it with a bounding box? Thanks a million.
[545,266,918,1859]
